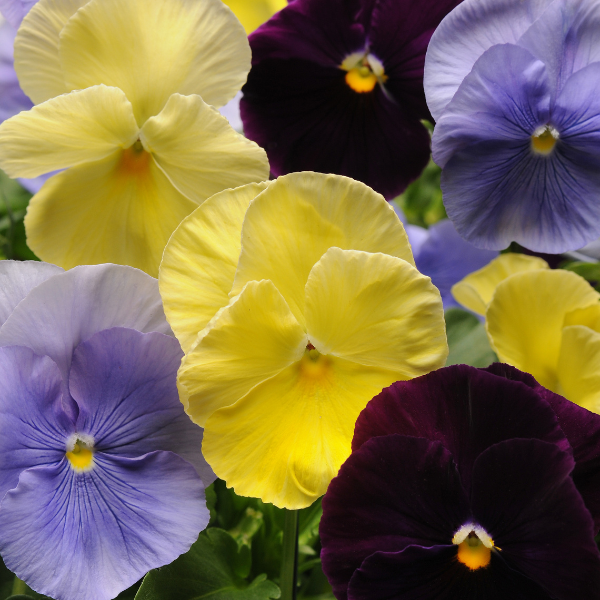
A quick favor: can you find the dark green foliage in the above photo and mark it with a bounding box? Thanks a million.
[445,308,497,368]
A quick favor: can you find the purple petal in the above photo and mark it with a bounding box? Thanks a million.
[0,452,208,600]
[352,365,569,494]
[70,327,214,486]
[0,0,37,29]
[424,0,552,121]
[320,435,470,600]
[348,545,550,600]
[18,172,53,194]
[0,345,72,499]
[0,260,62,327]
[472,439,600,600]
[413,220,497,308]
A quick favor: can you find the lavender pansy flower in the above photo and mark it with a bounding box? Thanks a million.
[426,0,600,253]
[321,364,600,600]
[0,261,214,600]
[0,0,35,29]
[240,0,461,199]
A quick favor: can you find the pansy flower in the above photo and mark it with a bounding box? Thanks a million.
[426,0,600,252]
[320,364,600,599]
[0,261,214,600]
[0,0,269,275]
[240,0,461,200]
[159,172,448,509]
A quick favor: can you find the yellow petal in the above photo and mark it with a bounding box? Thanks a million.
[0,85,139,178]
[178,279,308,426]
[13,0,86,104]
[222,0,287,33]
[305,248,447,376]
[141,94,269,204]
[486,270,600,390]
[203,355,399,509]
[25,149,196,276]
[564,304,600,334]
[231,172,414,328]
[59,0,250,124]
[159,182,269,354]
[557,326,600,413]
[452,254,549,316]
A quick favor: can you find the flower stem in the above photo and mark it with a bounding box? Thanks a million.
[280,508,299,600]
[11,575,27,596]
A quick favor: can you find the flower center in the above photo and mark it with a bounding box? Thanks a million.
[341,52,388,94]
[119,139,151,177]
[66,434,95,472]
[453,523,496,570]
[299,343,333,380]
[531,125,559,155]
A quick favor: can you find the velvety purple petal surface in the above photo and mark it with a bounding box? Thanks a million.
[413,219,497,308]
[424,0,553,121]
[320,435,470,600]
[70,327,215,485]
[0,18,32,121]
[472,439,600,600]
[0,452,208,600]
[241,59,430,199]
[0,0,36,29]
[348,546,551,600]
[352,365,569,492]
[0,260,62,327]
[0,346,72,499]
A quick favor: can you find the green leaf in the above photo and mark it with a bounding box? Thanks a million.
[135,528,280,600]
[561,262,600,289]
[5,596,36,600]
[445,308,497,368]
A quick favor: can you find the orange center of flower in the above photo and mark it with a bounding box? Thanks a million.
[299,345,334,380]
[342,52,388,94]
[345,66,379,93]
[119,140,152,177]
[457,533,491,570]
[531,125,559,155]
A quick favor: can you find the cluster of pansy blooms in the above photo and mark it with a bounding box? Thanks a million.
[0,0,597,599]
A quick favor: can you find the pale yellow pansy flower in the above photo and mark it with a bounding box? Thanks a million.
[0,0,269,276]
[159,172,448,509]
[453,256,600,413]
[222,0,287,33]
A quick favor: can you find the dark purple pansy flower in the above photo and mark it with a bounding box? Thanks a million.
[240,0,461,200]
[320,364,600,600]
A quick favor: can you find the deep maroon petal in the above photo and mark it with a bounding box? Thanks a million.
[353,365,569,493]
[241,59,430,199]
[484,363,600,534]
[472,439,600,600]
[347,545,551,600]
[320,435,470,600]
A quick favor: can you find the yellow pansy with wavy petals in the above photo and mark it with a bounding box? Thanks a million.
[160,172,448,508]
[0,0,269,275]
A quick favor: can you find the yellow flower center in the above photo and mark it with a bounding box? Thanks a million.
[341,52,388,94]
[531,125,559,155]
[345,66,379,93]
[119,140,152,178]
[453,524,497,571]
[299,344,334,380]
[66,439,94,472]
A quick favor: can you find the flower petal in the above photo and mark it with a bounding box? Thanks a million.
[0,452,208,600]
[305,248,447,376]
[69,327,214,486]
[160,182,269,354]
[59,0,250,123]
[320,435,470,600]
[24,150,197,276]
[231,172,414,328]
[451,254,549,316]
[472,439,600,600]
[0,264,171,383]
[0,346,71,499]
[179,279,308,427]
[13,0,85,104]
[0,0,37,29]
[486,269,600,391]
[140,93,269,204]
[0,85,139,178]
[424,0,552,120]
[203,356,400,509]
[0,260,63,327]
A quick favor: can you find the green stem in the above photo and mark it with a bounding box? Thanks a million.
[280,508,299,600]
[11,575,27,596]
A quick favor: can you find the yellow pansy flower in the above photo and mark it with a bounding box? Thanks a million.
[0,0,269,275]
[453,254,600,413]
[222,0,287,33]
[159,172,448,509]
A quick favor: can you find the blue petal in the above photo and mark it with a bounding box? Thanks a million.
[70,327,215,486]
[0,346,72,499]
[0,452,208,600]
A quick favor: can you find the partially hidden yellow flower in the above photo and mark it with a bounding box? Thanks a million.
[159,172,449,509]
[453,254,600,413]
[0,0,269,276]
[222,0,287,33]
